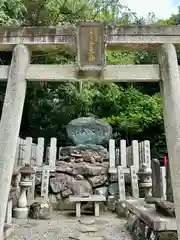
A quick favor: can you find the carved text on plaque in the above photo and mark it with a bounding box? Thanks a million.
[77,22,104,68]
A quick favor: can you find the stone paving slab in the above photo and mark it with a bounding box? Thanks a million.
[7,212,132,240]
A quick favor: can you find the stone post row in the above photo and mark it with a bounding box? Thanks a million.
[0,44,30,239]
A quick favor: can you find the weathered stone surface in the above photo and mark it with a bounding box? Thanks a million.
[56,162,107,177]
[145,196,161,204]
[49,194,59,210]
[49,173,92,197]
[74,174,84,180]
[79,236,106,240]
[50,142,110,202]
[94,187,108,197]
[0,44,30,238]
[109,173,118,183]
[73,163,107,176]
[107,196,117,212]
[35,173,41,186]
[49,173,72,193]
[155,200,175,217]
[56,193,62,200]
[56,162,108,177]
[35,144,110,205]
[59,144,109,162]
[69,235,106,240]
[69,235,80,240]
[88,175,107,188]
[3,223,14,239]
[158,43,180,237]
[78,219,95,225]
[58,198,75,210]
[56,162,74,174]
[108,183,118,196]
[75,158,84,163]
[101,162,109,168]
[109,172,131,183]
[157,231,177,240]
[78,225,98,233]
[34,131,111,209]
[66,117,112,145]
[116,200,129,218]
[59,146,76,156]
[8,187,19,201]
[29,200,52,219]
[61,188,73,198]
[11,172,20,188]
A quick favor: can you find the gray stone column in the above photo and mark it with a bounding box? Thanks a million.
[0,44,30,238]
[158,43,180,238]
[166,157,173,202]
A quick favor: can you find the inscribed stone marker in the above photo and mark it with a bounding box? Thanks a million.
[24,137,32,165]
[144,140,151,168]
[152,158,161,198]
[160,166,166,200]
[67,117,112,145]
[49,138,57,168]
[36,137,44,166]
[130,166,139,198]
[109,139,115,168]
[41,166,50,200]
[120,140,127,167]
[132,140,139,172]
[115,148,120,166]
[117,166,125,201]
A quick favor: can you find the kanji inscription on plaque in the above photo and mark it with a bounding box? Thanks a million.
[77,22,105,69]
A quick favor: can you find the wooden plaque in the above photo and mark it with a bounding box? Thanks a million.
[76,22,105,69]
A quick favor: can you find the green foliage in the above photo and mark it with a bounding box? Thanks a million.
[2,0,180,159]
[105,89,162,133]
[107,50,136,64]
[0,0,25,25]
[169,6,180,25]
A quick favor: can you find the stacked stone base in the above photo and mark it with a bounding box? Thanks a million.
[35,145,133,214]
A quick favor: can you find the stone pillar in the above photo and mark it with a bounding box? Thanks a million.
[166,158,173,202]
[157,43,180,238]
[0,44,30,238]
[151,158,161,198]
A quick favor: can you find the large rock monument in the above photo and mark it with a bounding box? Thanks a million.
[35,117,121,211]
[50,116,111,201]
[66,117,112,145]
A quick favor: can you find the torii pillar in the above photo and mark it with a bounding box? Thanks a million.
[0,44,30,238]
[158,43,180,238]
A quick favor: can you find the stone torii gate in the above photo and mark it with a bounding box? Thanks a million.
[0,22,180,238]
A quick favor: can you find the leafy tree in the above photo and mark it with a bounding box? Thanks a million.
[0,0,176,160]
[0,0,25,25]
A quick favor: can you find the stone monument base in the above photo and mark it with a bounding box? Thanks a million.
[13,207,29,219]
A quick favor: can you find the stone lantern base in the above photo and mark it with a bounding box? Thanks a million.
[13,207,29,219]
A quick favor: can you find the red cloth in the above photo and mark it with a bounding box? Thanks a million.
[164,156,167,167]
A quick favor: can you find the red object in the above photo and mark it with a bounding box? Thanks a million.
[164,156,167,167]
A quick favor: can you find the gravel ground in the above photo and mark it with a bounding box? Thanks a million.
[7,211,133,240]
